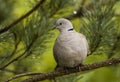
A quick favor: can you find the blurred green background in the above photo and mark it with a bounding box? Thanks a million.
[0,0,120,82]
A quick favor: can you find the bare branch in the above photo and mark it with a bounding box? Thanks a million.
[0,0,45,34]
[4,57,120,82]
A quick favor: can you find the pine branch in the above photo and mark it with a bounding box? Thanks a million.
[65,0,118,20]
[4,57,120,82]
[0,32,20,67]
[108,35,120,58]
[0,0,45,35]
[65,0,85,20]
[0,34,38,70]
[3,32,21,59]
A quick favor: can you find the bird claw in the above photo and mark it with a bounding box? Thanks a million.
[71,63,84,71]
[75,63,84,71]
[55,64,84,71]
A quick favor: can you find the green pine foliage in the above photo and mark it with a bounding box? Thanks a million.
[80,0,118,56]
[0,0,120,82]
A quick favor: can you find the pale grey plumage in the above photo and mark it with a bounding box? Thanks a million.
[53,18,88,68]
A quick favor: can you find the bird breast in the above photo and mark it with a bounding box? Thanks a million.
[53,32,88,67]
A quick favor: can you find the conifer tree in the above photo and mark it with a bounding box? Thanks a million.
[0,0,120,82]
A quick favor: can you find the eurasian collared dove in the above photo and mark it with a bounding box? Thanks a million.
[53,18,88,68]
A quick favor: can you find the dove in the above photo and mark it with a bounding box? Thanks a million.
[53,18,88,69]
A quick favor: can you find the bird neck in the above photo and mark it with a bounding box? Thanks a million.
[60,28,75,34]
[68,28,74,31]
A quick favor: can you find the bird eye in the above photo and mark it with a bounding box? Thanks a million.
[59,23,62,25]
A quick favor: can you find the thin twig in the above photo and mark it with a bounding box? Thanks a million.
[0,0,45,34]
[4,72,42,82]
[4,57,120,82]
[2,68,22,74]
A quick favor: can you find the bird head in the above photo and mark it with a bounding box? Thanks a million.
[54,18,74,32]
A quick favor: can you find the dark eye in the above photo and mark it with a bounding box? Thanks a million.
[59,23,62,25]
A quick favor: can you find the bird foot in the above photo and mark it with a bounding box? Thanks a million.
[55,64,84,71]
[74,63,84,71]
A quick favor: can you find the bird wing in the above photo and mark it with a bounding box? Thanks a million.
[78,33,89,54]
[53,39,60,65]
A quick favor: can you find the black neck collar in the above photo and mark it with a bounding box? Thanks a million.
[68,28,74,31]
